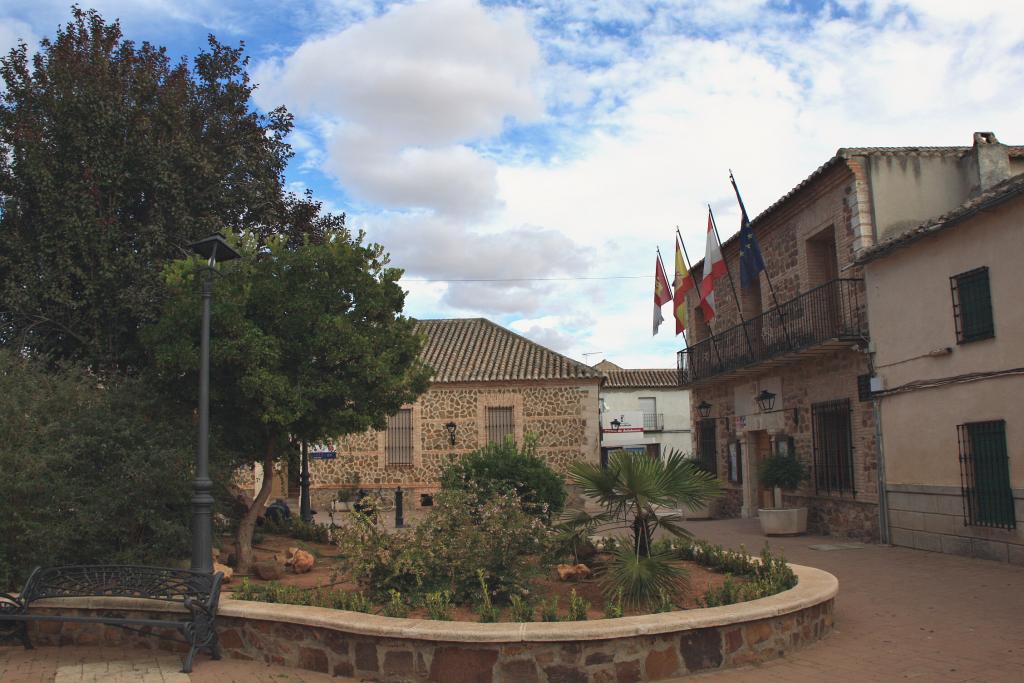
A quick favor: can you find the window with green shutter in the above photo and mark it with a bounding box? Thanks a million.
[950,267,994,343]
[957,420,1015,529]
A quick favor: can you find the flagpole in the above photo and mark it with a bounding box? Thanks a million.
[729,170,793,351]
[677,227,724,372]
[708,205,756,361]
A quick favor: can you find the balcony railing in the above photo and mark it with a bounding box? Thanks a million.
[642,413,664,431]
[677,278,867,383]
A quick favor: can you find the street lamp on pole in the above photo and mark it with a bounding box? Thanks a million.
[188,233,240,573]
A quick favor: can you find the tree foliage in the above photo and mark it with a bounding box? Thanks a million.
[0,7,339,373]
[439,436,567,519]
[144,230,431,571]
[0,351,199,589]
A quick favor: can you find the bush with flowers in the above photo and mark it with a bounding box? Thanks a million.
[334,484,554,604]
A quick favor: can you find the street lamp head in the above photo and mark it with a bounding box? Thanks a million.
[189,233,240,266]
[755,389,776,412]
[610,418,621,430]
[444,421,458,446]
[697,401,712,418]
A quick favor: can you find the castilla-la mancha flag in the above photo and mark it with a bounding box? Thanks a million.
[699,212,726,320]
[653,252,672,335]
[673,237,693,335]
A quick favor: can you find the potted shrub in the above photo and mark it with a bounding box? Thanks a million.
[757,451,808,535]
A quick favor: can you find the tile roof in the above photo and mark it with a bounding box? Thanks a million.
[601,369,681,388]
[855,172,1024,264]
[415,318,602,383]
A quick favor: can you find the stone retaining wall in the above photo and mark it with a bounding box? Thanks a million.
[25,564,837,682]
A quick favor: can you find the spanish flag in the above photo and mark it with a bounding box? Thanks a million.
[653,252,672,335]
[673,237,693,335]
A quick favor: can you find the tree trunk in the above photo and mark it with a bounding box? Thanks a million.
[235,439,276,574]
[633,512,653,558]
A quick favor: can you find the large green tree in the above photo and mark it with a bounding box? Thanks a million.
[145,231,431,572]
[0,8,339,374]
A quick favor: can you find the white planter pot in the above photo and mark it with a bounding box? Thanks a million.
[758,507,808,536]
[331,500,352,513]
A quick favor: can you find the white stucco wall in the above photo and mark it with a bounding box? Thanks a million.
[600,387,693,455]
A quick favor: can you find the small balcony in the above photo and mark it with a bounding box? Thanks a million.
[642,413,664,431]
[677,278,867,384]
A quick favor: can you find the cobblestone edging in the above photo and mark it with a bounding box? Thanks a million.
[25,564,836,682]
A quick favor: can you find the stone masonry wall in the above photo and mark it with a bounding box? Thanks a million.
[308,380,600,499]
[27,600,834,682]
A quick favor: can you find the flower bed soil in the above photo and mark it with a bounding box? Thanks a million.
[227,533,748,620]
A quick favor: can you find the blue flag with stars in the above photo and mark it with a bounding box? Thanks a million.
[732,173,765,289]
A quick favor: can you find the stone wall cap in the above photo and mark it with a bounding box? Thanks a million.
[28,564,836,644]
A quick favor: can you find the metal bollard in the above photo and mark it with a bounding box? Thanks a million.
[395,486,404,528]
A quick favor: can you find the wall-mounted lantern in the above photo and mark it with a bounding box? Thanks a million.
[697,401,712,418]
[610,418,622,431]
[755,389,777,412]
[444,421,458,446]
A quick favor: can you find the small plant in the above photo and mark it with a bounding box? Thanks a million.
[566,588,590,621]
[383,589,409,618]
[476,570,501,623]
[424,591,454,621]
[604,588,624,619]
[509,595,535,622]
[701,576,743,607]
[346,591,372,613]
[335,472,361,503]
[540,596,560,622]
[654,588,676,613]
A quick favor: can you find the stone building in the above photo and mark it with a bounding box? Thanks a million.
[678,131,1023,541]
[306,317,602,510]
[856,168,1024,562]
[594,361,692,464]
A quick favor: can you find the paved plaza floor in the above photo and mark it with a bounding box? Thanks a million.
[2,517,1022,682]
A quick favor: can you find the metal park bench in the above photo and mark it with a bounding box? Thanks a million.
[0,565,224,673]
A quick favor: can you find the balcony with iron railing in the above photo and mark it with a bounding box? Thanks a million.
[677,278,868,384]
[642,413,664,431]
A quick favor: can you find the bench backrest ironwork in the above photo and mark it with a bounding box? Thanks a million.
[20,565,222,611]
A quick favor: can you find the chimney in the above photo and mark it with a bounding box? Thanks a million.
[971,132,1011,194]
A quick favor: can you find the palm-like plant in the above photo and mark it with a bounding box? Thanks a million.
[564,448,721,607]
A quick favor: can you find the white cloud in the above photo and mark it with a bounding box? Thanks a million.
[253,0,544,217]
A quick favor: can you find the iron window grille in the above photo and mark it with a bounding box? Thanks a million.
[950,267,994,343]
[811,399,856,496]
[958,420,1015,529]
[697,418,718,476]
[486,406,515,444]
[385,408,413,467]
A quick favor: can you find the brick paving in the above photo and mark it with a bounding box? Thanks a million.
[3,517,1023,682]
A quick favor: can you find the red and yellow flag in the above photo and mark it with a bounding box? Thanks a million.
[673,237,693,335]
[653,252,672,335]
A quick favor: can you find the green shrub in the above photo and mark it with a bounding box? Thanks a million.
[232,579,372,612]
[334,487,552,603]
[0,353,198,589]
[600,542,689,609]
[604,588,624,619]
[439,436,566,519]
[566,588,590,621]
[757,452,808,493]
[539,596,560,622]
[424,591,454,621]
[383,590,409,618]
[509,595,534,622]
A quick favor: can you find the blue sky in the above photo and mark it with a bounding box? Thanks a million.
[3,0,1023,367]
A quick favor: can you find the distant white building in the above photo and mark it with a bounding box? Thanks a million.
[594,361,692,465]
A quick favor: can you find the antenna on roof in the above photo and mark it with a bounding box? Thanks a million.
[582,352,604,363]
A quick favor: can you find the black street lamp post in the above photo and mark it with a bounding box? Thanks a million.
[188,234,240,574]
[300,440,312,523]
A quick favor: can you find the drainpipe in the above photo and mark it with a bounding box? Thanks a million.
[872,396,890,544]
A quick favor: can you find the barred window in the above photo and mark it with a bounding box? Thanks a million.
[812,399,855,495]
[958,420,1015,529]
[486,406,515,444]
[950,267,994,343]
[386,408,413,467]
[697,419,718,476]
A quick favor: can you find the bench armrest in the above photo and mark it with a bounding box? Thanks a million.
[0,592,27,614]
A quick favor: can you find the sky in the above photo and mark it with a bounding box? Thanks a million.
[3,0,1023,368]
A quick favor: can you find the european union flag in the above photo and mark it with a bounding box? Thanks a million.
[732,173,765,289]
